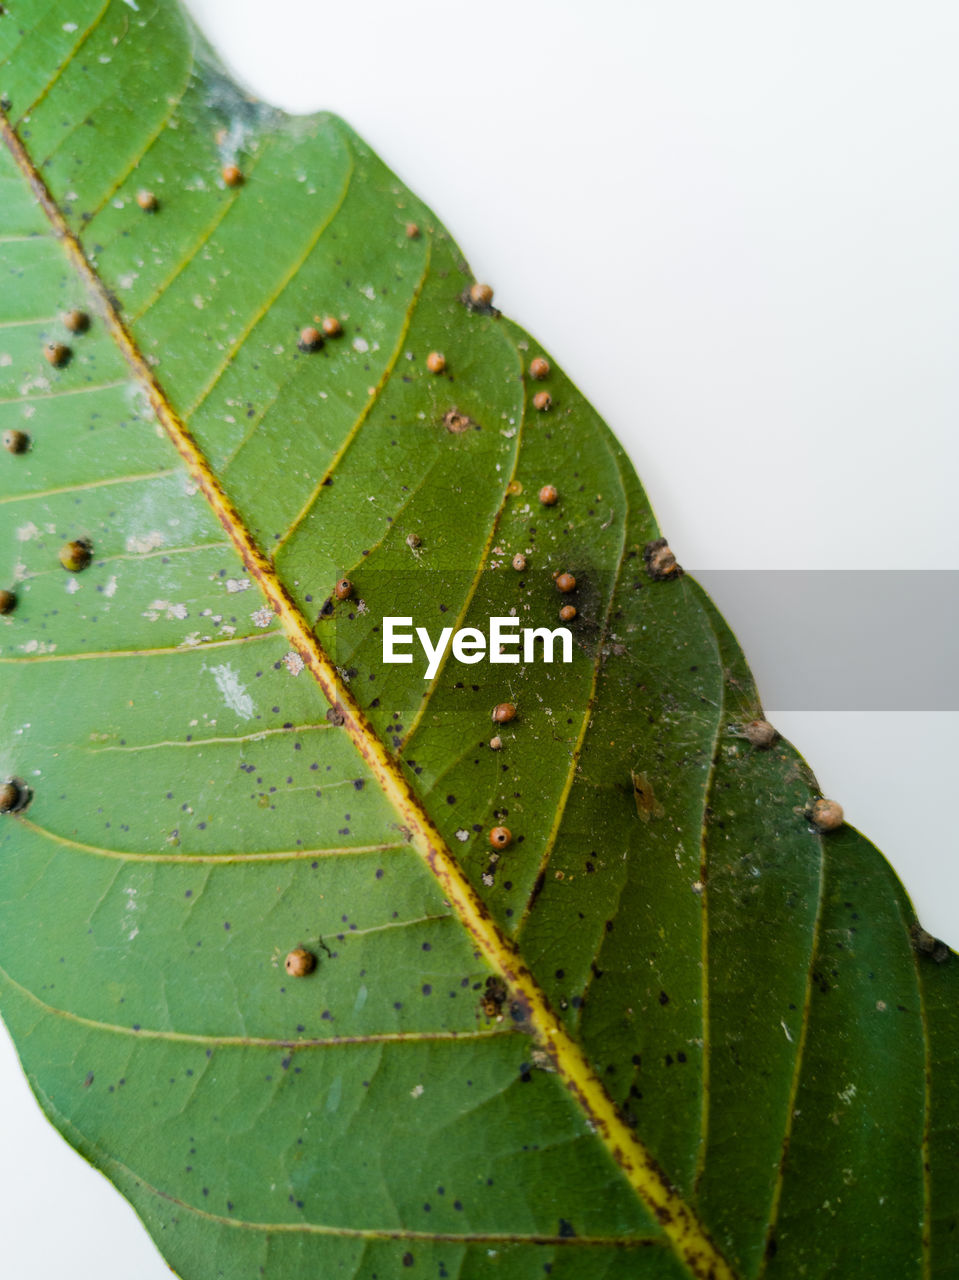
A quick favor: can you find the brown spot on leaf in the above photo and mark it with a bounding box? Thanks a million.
[43,341,70,367]
[3,428,28,454]
[59,538,92,572]
[0,778,30,814]
[298,326,323,353]
[442,408,475,434]
[631,770,664,822]
[63,309,90,333]
[911,923,951,964]
[743,719,778,748]
[480,976,507,1018]
[284,948,316,977]
[807,797,844,832]
[643,537,682,580]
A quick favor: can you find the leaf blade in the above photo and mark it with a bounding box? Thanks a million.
[0,4,955,1278]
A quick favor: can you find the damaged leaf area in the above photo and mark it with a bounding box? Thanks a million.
[0,4,956,1279]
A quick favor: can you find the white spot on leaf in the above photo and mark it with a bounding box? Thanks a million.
[283,651,304,676]
[142,599,188,622]
[209,663,254,721]
[125,530,165,554]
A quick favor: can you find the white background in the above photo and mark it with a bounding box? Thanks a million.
[3,1,957,1274]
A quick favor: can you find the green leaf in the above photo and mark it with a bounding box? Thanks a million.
[0,4,955,1278]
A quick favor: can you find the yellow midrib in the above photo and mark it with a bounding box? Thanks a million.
[0,104,735,1280]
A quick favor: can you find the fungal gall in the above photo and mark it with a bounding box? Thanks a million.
[533,390,552,412]
[910,923,951,964]
[489,826,513,850]
[3,429,28,454]
[492,702,516,724]
[480,975,508,1018]
[136,189,158,212]
[321,315,342,337]
[284,948,317,977]
[559,604,577,622]
[511,553,527,571]
[63,309,90,333]
[743,719,778,748]
[43,341,70,368]
[0,589,16,615]
[442,408,474,434]
[59,539,93,572]
[529,357,550,380]
[538,484,559,506]
[469,282,494,307]
[555,572,576,593]
[426,351,446,374]
[334,577,353,601]
[298,326,323,353]
[222,163,244,187]
[807,797,844,832]
[643,537,682,580]
[0,779,29,815]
